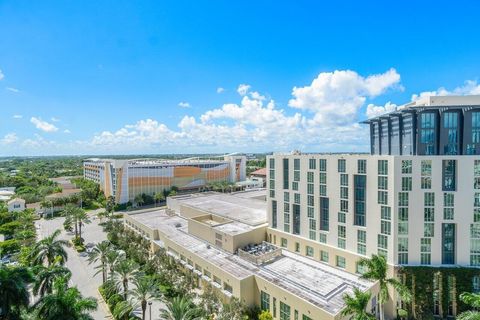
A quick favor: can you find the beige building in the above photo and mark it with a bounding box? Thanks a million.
[7,198,25,212]
[124,191,377,320]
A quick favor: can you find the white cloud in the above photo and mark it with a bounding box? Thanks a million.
[412,80,480,101]
[13,114,23,119]
[1,133,18,145]
[178,102,191,108]
[64,129,71,134]
[30,117,59,132]
[366,102,398,118]
[51,117,60,122]
[6,87,19,93]
[237,84,251,96]
[0,69,4,81]
[288,68,401,125]
[216,87,225,94]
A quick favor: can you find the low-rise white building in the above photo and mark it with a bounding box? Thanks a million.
[8,198,25,212]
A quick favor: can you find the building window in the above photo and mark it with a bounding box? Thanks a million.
[421,160,432,189]
[292,182,298,191]
[378,234,388,250]
[378,160,388,175]
[444,193,454,220]
[338,225,346,249]
[294,159,300,170]
[294,193,300,204]
[319,159,327,172]
[473,276,480,293]
[398,192,409,206]
[357,230,366,255]
[260,291,270,311]
[294,242,300,253]
[281,238,287,248]
[421,238,431,265]
[356,262,367,274]
[420,113,436,154]
[336,256,346,268]
[402,160,412,174]
[320,197,329,231]
[280,302,291,320]
[378,191,388,205]
[307,195,314,206]
[308,219,316,241]
[442,223,456,264]
[354,175,366,226]
[272,200,277,228]
[283,158,289,190]
[307,172,314,183]
[424,223,434,237]
[338,159,346,173]
[338,212,346,223]
[475,160,480,189]
[398,238,408,265]
[273,298,277,318]
[378,176,388,190]
[471,224,480,266]
[442,160,457,191]
[306,246,314,257]
[444,112,459,155]
[309,158,316,170]
[319,233,327,244]
[292,204,301,235]
[303,315,313,320]
[320,250,329,262]
[424,192,435,206]
[358,159,367,174]
[401,177,412,191]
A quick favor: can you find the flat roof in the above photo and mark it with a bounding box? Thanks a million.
[128,210,374,315]
[172,192,267,226]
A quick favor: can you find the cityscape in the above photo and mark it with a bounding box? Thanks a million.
[1,1,480,320]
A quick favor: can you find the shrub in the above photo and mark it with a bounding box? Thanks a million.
[107,293,124,310]
[75,245,85,252]
[72,236,84,246]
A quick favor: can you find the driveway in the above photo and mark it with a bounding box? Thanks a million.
[36,213,110,320]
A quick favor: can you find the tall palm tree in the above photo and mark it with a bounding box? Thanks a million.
[457,292,480,320]
[63,204,79,237]
[30,229,69,267]
[106,249,124,280]
[34,277,98,320]
[341,288,376,320]
[87,240,111,284]
[113,259,139,300]
[113,300,135,320]
[75,208,90,240]
[160,296,202,320]
[358,254,411,320]
[32,263,72,298]
[130,275,160,320]
[0,265,33,319]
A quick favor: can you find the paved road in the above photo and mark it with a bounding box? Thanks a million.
[36,211,111,320]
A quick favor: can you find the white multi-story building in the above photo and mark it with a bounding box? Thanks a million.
[267,96,480,318]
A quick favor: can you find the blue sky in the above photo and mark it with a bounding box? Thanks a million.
[1,0,480,156]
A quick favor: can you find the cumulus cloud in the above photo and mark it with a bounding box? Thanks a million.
[30,117,58,132]
[13,114,23,119]
[1,133,18,144]
[0,69,4,81]
[412,80,480,101]
[178,102,191,108]
[64,129,71,134]
[366,102,398,118]
[6,87,19,93]
[237,84,251,96]
[289,68,401,125]
[216,87,225,93]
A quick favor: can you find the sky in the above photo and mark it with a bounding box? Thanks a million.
[1,0,480,156]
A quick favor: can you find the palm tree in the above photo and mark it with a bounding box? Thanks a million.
[341,288,376,320]
[75,208,90,240]
[113,259,139,300]
[130,275,160,320]
[30,229,69,267]
[34,277,98,320]
[160,296,202,320]
[87,240,111,284]
[0,265,33,319]
[63,204,79,237]
[33,263,72,298]
[106,249,124,280]
[457,292,480,320]
[113,300,135,320]
[358,254,411,320]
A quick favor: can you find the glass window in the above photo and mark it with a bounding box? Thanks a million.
[319,159,327,172]
[306,246,314,257]
[421,160,432,176]
[358,159,367,174]
[340,174,349,186]
[319,233,327,244]
[309,158,316,170]
[281,238,288,248]
[280,302,291,320]
[378,160,388,175]
[307,172,314,183]
[378,234,388,249]
[260,291,270,311]
[424,223,435,237]
[320,250,329,262]
[424,192,435,206]
[319,172,327,184]
[378,191,388,205]
[378,176,388,190]
[402,177,412,191]
[338,159,346,173]
[398,192,409,206]
[442,160,457,191]
[336,256,346,268]
[294,159,300,170]
[402,160,412,174]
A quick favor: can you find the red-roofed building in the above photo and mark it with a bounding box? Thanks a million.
[249,168,266,187]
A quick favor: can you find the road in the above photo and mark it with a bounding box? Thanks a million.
[36,209,111,320]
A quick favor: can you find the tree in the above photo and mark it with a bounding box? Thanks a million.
[358,255,411,320]
[113,259,139,300]
[129,275,160,320]
[106,196,116,213]
[75,208,91,240]
[0,265,33,319]
[106,249,124,280]
[112,300,134,320]
[88,240,112,284]
[33,263,72,298]
[30,229,69,267]
[154,192,165,207]
[457,292,480,320]
[134,194,144,207]
[341,288,376,320]
[63,204,79,237]
[34,277,98,320]
[160,296,202,320]
[258,310,273,320]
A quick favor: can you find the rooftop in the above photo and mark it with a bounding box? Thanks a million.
[250,168,267,176]
[171,192,267,226]
[128,210,374,315]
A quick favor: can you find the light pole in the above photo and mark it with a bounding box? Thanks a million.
[148,301,152,320]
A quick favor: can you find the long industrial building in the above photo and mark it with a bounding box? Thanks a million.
[83,155,246,203]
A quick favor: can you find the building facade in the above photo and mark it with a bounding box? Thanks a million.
[266,96,480,318]
[83,155,246,203]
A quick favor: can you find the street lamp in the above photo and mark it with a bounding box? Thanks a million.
[148,301,152,320]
